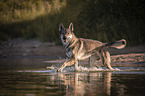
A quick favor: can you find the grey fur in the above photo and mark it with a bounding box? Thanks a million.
[58,23,126,72]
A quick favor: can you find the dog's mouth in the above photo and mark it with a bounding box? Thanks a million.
[62,36,67,42]
[63,39,66,42]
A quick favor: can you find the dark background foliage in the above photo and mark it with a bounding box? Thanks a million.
[0,0,145,45]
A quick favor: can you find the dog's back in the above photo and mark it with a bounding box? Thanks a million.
[79,38,103,52]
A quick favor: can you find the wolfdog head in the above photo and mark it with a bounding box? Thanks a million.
[59,23,74,45]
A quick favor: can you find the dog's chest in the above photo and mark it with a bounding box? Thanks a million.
[66,48,73,58]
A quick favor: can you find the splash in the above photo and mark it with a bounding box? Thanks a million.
[75,66,121,72]
[46,65,56,70]
[17,65,145,73]
[43,65,145,72]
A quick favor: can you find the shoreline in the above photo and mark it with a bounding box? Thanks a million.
[0,38,145,65]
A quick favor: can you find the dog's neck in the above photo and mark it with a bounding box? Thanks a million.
[65,32,78,48]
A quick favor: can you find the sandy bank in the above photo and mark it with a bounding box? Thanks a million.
[0,38,145,64]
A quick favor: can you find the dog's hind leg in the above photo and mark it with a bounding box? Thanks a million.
[99,50,113,70]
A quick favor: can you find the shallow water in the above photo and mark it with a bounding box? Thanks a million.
[0,58,145,96]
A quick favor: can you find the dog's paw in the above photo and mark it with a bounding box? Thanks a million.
[57,69,62,72]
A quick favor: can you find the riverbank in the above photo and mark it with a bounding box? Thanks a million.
[0,38,145,64]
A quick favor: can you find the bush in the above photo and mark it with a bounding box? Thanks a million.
[75,0,145,45]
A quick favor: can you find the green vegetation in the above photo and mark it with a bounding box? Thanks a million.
[0,0,145,45]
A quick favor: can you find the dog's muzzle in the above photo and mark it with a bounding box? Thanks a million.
[63,36,67,42]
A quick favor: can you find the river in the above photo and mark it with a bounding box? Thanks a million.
[0,57,145,96]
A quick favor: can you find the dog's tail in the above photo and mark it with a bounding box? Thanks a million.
[105,39,126,49]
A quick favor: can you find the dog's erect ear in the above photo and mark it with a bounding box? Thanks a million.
[59,23,64,31]
[69,23,74,32]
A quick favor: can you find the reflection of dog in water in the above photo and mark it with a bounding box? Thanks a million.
[57,72,112,96]
[58,23,126,72]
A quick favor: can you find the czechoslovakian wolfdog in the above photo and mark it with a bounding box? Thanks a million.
[58,23,126,72]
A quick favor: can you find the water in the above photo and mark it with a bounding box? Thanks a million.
[0,58,145,96]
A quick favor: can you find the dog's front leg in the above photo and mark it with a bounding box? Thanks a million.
[57,62,67,72]
[57,58,76,72]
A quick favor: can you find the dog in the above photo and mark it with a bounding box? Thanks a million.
[58,23,126,72]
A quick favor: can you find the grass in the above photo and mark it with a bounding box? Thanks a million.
[0,0,145,45]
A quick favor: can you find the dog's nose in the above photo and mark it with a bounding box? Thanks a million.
[63,36,66,40]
